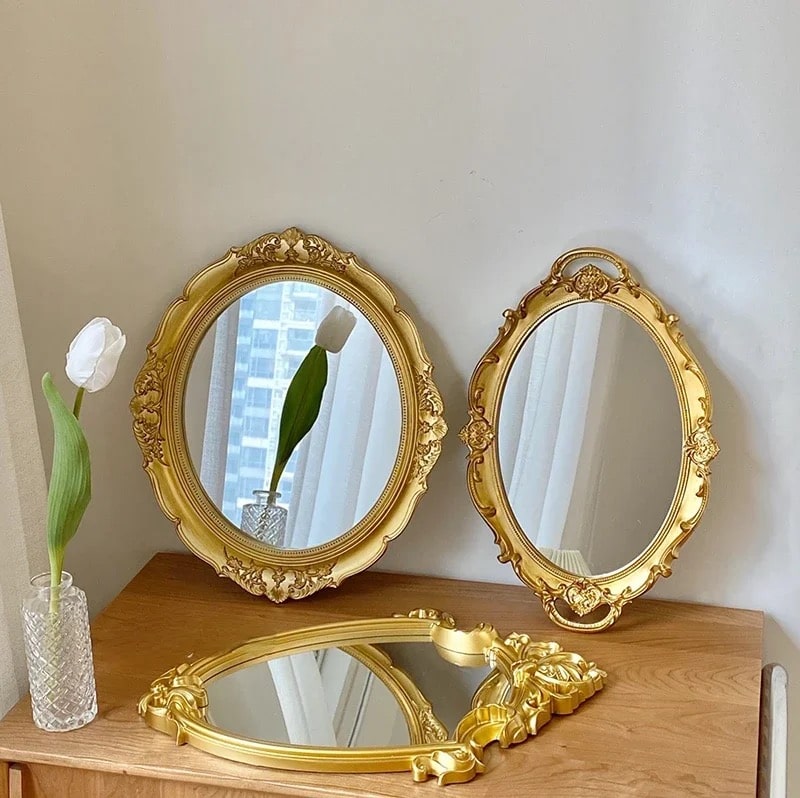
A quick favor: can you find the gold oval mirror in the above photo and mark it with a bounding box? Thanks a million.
[139,610,605,785]
[461,248,719,632]
[131,228,447,601]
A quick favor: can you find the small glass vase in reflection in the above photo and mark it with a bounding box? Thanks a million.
[241,490,288,546]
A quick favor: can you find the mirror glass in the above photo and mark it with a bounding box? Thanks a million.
[205,643,492,747]
[186,281,402,550]
[498,303,682,576]
[379,642,492,735]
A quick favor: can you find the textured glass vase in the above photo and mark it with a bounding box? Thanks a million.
[21,572,98,732]
[241,490,288,546]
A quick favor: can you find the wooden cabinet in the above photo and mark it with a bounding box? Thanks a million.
[0,553,763,797]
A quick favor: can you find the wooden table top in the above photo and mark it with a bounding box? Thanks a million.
[0,553,763,797]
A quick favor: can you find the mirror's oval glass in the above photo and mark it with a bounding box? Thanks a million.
[205,643,492,747]
[185,281,402,550]
[498,303,682,576]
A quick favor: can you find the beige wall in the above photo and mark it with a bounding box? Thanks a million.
[0,0,797,783]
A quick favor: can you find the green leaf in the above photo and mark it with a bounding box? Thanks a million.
[42,373,91,579]
[269,346,328,492]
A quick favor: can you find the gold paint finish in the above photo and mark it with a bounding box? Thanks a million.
[139,610,605,786]
[131,227,446,601]
[461,248,718,632]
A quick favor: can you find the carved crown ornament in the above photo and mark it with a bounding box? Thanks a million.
[231,226,359,275]
[139,610,606,785]
[461,247,718,632]
[130,228,446,602]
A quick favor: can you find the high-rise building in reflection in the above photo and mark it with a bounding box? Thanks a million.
[221,282,322,525]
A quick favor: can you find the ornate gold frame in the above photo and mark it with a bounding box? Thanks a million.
[131,228,446,601]
[460,248,719,632]
[139,609,605,785]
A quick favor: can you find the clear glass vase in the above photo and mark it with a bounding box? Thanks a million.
[241,490,288,546]
[21,572,98,732]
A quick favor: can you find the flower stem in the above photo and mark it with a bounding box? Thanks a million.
[49,550,63,615]
[72,387,85,419]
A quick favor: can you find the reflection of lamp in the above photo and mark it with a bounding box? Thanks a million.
[540,548,592,576]
[241,490,287,545]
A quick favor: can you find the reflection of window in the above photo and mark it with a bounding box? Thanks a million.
[280,354,304,379]
[291,282,318,299]
[287,327,314,351]
[293,298,317,322]
[232,376,246,401]
[245,386,271,409]
[253,329,278,351]
[237,477,262,501]
[243,414,269,438]
[254,286,282,318]
[241,447,267,469]
[251,355,275,378]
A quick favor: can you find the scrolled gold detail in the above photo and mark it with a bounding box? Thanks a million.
[399,608,457,627]
[138,663,208,728]
[232,226,357,274]
[459,415,494,453]
[411,748,485,786]
[542,250,641,300]
[685,421,720,476]
[220,553,334,602]
[130,351,169,466]
[563,578,606,616]
[416,702,449,743]
[411,370,447,483]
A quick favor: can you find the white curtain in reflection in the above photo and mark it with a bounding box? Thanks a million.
[267,653,338,745]
[287,294,399,548]
[200,301,239,508]
[499,304,620,572]
[0,205,48,717]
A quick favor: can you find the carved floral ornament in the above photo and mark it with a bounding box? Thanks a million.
[139,610,606,785]
[685,422,720,476]
[462,247,718,632]
[458,414,494,452]
[131,228,446,602]
[231,226,358,274]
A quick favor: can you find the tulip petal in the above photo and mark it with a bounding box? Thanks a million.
[85,333,127,393]
[314,307,356,353]
[66,320,107,388]
[65,317,126,392]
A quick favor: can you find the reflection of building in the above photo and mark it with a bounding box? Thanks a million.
[221,282,322,524]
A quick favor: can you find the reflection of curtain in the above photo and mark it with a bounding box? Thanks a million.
[200,305,239,507]
[267,653,338,745]
[499,304,619,573]
[287,297,399,549]
[0,206,48,717]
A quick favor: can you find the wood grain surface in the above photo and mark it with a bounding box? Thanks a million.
[0,553,763,797]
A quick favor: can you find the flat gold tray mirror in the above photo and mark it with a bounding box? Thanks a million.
[131,228,446,601]
[139,610,605,785]
[461,248,719,632]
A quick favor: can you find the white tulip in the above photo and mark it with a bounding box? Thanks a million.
[65,317,127,392]
[314,307,356,353]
